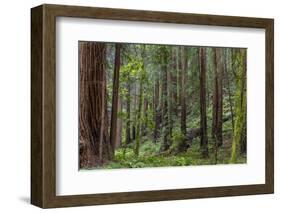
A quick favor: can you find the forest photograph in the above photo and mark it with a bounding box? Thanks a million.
[79,41,247,170]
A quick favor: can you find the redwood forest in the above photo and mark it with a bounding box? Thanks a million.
[79,41,247,170]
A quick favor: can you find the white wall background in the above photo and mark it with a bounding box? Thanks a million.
[0,0,279,212]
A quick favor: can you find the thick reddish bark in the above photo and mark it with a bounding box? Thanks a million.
[79,42,111,168]
[212,48,223,146]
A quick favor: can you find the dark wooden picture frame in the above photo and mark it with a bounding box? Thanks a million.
[31,4,274,208]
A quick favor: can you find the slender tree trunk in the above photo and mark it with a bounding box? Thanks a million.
[212,48,223,146]
[142,97,148,136]
[172,47,178,112]
[177,47,181,108]
[135,46,146,155]
[79,42,110,168]
[224,49,235,131]
[216,48,223,146]
[132,83,137,141]
[135,80,143,156]
[110,43,122,159]
[125,81,131,144]
[161,48,170,151]
[212,49,218,139]
[154,71,161,142]
[167,50,173,138]
[180,46,187,136]
[199,47,209,158]
[116,94,122,148]
[240,118,247,154]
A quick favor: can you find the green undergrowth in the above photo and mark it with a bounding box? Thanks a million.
[98,137,246,170]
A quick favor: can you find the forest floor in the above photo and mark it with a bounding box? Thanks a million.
[83,135,246,170]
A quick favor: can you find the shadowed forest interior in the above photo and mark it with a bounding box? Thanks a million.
[79,42,247,169]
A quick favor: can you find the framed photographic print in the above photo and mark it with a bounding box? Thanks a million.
[31,4,274,208]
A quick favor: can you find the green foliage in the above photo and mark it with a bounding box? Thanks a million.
[139,140,161,155]
[120,56,144,82]
[99,138,246,169]
[169,127,186,152]
[97,44,247,170]
[171,127,185,145]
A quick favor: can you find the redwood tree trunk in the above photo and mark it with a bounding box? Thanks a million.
[224,49,235,131]
[161,48,170,151]
[212,48,223,146]
[167,50,173,138]
[143,97,148,136]
[135,73,143,156]
[199,48,209,158]
[153,72,161,142]
[79,42,110,168]
[212,49,218,139]
[132,84,137,141]
[116,94,122,148]
[110,43,122,159]
[180,46,187,136]
[125,81,131,144]
[172,47,178,112]
[177,47,181,109]
[216,48,223,146]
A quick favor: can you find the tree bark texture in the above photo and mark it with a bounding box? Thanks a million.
[125,81,131,144]
[212,48,223,146]
[216,48,223,146]
[110,43,122,158]
[154,71,161,142]
[199,48,209,158]
[180,46,187,136]
[224,49,235,131]
[116,94,122,148]
[161,48,170,151]
[79,42,111,168]
[172,47,178,112]
[231,49,247,162]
